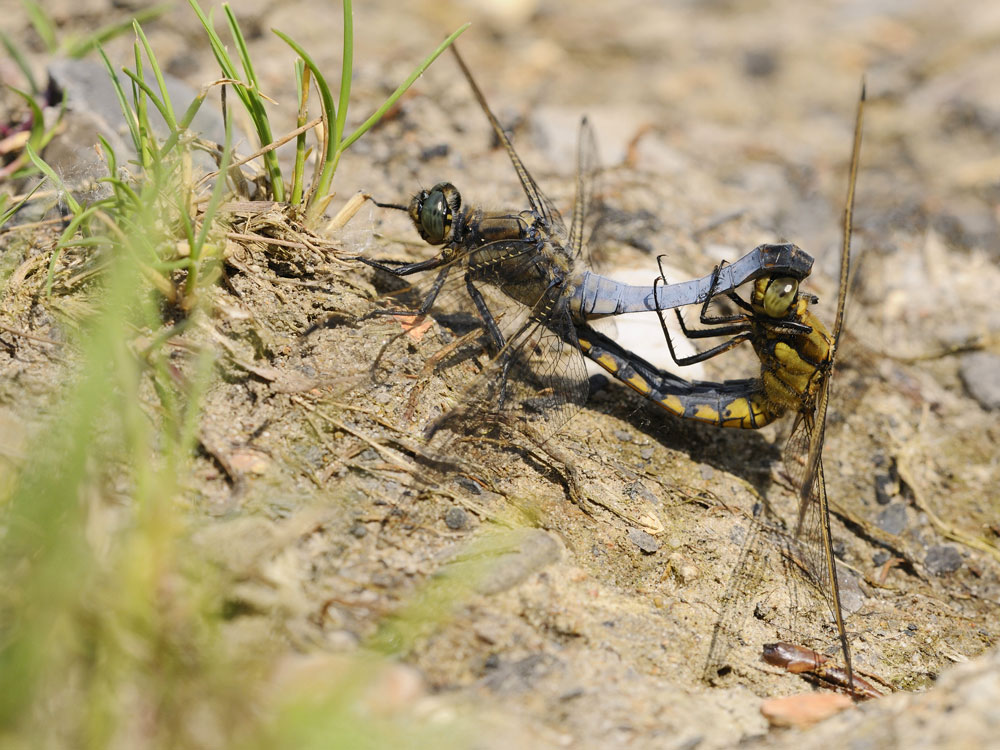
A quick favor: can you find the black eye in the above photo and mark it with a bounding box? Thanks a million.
[419,188,450,244]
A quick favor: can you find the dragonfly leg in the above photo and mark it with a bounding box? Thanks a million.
[698,262,754,324]
[464,275,507,351]
[655,276,754,366]
[360,265,452,323]
[664,328,753,367]
[673,309,751,340]
[354,254,449,277]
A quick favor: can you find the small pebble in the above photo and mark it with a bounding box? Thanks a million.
[959,352,1000,410]
[743,48,779,78]
[613,429,633,443]
[761,693,853,729]
[875,502,908,536]
[349,522,367,538]
[455,476,482,495]
[420,143,450,161]
[639,447,654,460]
[699,464,715,481]
[874,473,896,505]
[628,528,659,554]
[466,529,561,595]
[925,544,963,575]
[836,568,866,614]
[670,559,699,585]
[444,506,468,530]
[624,480,660,506]
[872,550,890,566]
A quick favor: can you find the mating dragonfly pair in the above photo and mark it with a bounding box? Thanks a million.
[355,46,866,697]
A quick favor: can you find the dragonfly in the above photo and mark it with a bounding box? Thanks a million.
[355,45,814,454]
[649,86,867,696]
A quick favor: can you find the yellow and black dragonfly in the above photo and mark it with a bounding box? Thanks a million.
[642,87,867,696]
[356,45,813,452]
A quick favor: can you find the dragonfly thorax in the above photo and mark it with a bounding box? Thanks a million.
[754,297,832,415]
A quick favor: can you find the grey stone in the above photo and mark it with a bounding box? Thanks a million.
[837,567,865,614]
[743,48,779,79]
[875,502,909,535]
[444,506,468,530]
[445,529,560,596]
[960,352,1000,410]
[874,472,896,505]
[42,58,248,204]
[925,545,963,576]
[624,480,660,506]
[628,528,659,554]
[48,57,233,147]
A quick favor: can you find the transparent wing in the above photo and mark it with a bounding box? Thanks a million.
[796,83,864,522]
[362,233,589,472]
[425,282,589,461]
[702,506,774,683]
[781,406,853,687]
[451,45,568,244]
[568,117,600,267]
[781,85,864,688]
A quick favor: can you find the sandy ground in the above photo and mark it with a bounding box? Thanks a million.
[3,0,1000,747]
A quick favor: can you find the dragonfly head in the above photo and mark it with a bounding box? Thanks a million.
[409,182,462,245]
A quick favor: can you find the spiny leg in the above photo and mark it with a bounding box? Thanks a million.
[361,264,453,323]
[654,276,753,367]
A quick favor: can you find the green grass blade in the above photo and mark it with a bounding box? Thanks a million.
[97,45,143,156]
[21,0,56,54]
[188,1,283,199]
[187,0,240,81]
[194,119,232,258]
[335,0,354,150]
[222,3,284,201]
[338,23,469,154]
[0,180,44,231]
[25,143,81,216]
[272,30,336,212]
[290,60,308,205]
[129,42,157,170]
[121,68,175,137]
[223,4,262,91]
[63,4,170,59]
[184,120,231,299]
[132,21,176,131]
[97,134,143,212]
[0,29,39,94]
[187,0,262,141]
[157,86,212,159]
[46,203,108,294]
[7,87,46,153]
[175,86,211,134]
[97,134,118,177]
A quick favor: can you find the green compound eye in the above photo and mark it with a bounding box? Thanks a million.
[419,187,451,244]
[763,276,798,318]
